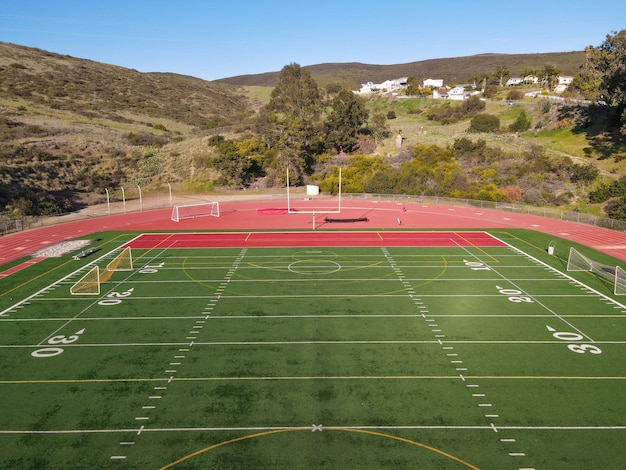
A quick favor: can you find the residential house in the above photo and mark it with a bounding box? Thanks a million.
[432,88,448,99]
[505,77,524,86]
[423,78,444,88]
[447,86,467,101]
[523,75,539,84]
[380,77,408,89]
[558,76,574,85]
[355,81,378,94]
[355,77,408,95]
[554,75,574,93]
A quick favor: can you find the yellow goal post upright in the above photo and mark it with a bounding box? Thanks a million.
[286,167,342,230]
[70,247,133,295]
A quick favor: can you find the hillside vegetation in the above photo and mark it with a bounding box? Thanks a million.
[0,41,624,222]
[0,42,252,211]
[0,43,250,126]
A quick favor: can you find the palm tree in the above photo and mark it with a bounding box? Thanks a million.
[541,64,561,90]
[494,65,510,87]
[521,68,540,84]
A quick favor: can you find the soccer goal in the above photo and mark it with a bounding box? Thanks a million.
[70,247,134,295]
[171,201,220,222]
[567,247,626,295]
[106,246,133,272]
[70,266,101,295]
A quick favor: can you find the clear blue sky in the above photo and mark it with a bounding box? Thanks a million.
[1,0,624,81]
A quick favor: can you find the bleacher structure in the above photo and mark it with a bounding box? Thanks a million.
[567,247,626,295]
[171,201,220,222]
[72,247,97,260]
[70,247,133,295]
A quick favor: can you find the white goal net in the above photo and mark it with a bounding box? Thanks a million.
[567,247,626,295]
[70,266,100,295]
[171,201,220,222]
[70,247,134,295]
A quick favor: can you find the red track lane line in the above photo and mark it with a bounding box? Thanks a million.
[0,257,45,278]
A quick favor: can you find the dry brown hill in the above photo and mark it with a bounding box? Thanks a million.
[0,42,254,212]
[0,42,250,127]
[216,51,585,88]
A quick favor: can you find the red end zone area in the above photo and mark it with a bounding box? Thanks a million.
[124,231,506,249]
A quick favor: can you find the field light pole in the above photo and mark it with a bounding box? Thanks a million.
[120,185,126,213]
[105,188,110,215]
[137,184,143,212]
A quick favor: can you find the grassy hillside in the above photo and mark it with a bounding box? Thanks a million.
[216,52,585,88]
[0,42,253,211]
[0,42,249,127]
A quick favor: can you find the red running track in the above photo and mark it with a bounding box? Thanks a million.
[1,199,626,266]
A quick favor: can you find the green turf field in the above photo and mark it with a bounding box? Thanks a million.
[0,230,624,469]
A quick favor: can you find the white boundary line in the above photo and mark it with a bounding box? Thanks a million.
[492,234,626,309]
[1,424,624,435]
[0,245,129,317]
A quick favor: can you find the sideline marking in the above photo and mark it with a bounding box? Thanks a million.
[3,424,624,435]
[4,375,624,385]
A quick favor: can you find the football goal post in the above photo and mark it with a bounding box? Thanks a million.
[70,247,134,295]
[171,201,220,222]
[286,167,341,229]
[567,247,626,295]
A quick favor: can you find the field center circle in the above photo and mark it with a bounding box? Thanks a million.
[288,259,341,274]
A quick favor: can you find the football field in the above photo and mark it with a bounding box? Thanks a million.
[0,230,624,469]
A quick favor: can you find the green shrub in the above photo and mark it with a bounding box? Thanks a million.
[125,132,167,147]
[441,117,459,125]
[506,90,524,100]
[149,123,168,131]
[571,162,599,184]
[458,95,485,115]
[468,114,500,133]
[605,196,626,220]
[509,110,532,132]
[208,135,225,146]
